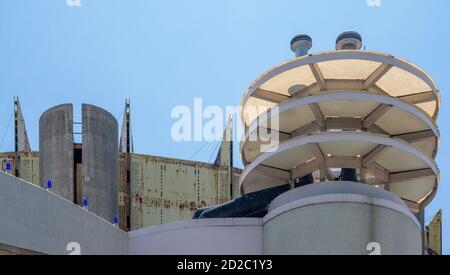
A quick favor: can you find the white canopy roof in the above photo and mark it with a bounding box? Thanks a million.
[241,91,439,164]
[241,51,440,126]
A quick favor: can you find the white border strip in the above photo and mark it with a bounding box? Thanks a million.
[263,193,421,229]
[128,218,263,239]
[240,50,440,124]
[240,131,439,188]
[245,91,438,140]
[241,51,439,109]
[241,91,440,161]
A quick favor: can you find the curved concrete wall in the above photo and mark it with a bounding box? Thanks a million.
[82,104,118,223]
[263,182,422,255]
[39,104,74,202]
[129,219,262,255]
[0,172,128,255]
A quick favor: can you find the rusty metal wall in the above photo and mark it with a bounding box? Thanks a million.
[425,210,442,255]
[129,154,241,231]
[18,152,39,186]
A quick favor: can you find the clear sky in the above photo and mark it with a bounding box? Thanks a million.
[1,0,449,253]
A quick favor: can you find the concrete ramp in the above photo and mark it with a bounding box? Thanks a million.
[0,172,128,255]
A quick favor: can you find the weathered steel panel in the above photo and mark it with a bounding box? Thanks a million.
[39,104,74,201]
[425,210,442,255]
[198,165,219,208]
[140,157,161,228]
[82,104,118,223]
[129,154,242,230]
[129,155,143,230]
[19,152,39,186]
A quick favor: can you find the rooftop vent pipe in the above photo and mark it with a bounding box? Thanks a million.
[290,34,312,57]
[336,31,362,50]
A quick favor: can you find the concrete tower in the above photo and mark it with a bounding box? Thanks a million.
[239,31,440,254]
[39,104,118,223]
[82,104,119,223]
[39,104,75,201]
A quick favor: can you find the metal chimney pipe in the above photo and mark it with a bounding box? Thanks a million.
[290,34,312,57]
[336,31,362,50]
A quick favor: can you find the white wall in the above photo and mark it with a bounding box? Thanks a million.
[128,182,422,255]
[264,201,421,255]
[263,182,422,255]
[0,172,128,255]
[129,218,262,255]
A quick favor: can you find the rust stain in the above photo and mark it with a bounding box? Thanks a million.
[189,202,197,211]
[128,153,243,229]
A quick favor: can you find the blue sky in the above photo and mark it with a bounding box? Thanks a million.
[1,0,449,253]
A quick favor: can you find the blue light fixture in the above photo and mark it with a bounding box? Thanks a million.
[82,197,88,210]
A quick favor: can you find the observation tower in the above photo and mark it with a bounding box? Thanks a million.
[237,31,440,254]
